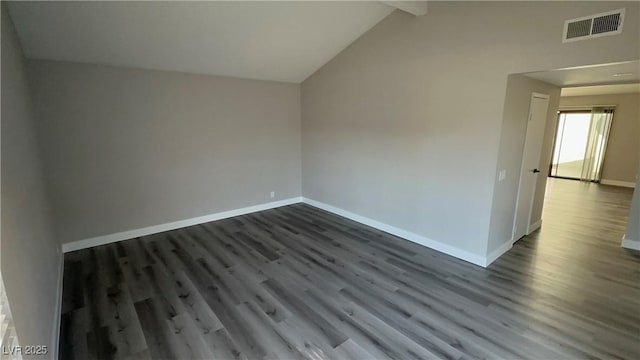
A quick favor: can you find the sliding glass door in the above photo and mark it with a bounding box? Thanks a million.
[550,108,613,182]
[551,111,591,179]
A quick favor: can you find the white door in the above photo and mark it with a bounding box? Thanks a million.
[513,93,550,242]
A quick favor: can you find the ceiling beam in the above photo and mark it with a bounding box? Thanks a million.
[381,1,427,16]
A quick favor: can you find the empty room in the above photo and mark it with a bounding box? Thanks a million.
[1,1,639,359]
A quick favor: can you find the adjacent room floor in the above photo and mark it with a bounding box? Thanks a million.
[59,178,639,360]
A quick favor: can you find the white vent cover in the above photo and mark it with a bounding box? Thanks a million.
[563,8,625,43]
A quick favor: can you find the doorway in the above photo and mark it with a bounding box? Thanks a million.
[489,61,639,265]
[549,108,614,182]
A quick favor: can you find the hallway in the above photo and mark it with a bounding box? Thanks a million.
[527,177,635,253]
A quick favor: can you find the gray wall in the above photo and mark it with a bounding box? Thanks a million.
[560,93,640,184]
[488,75,561,255]
[301,1,639,259]
[29,60,301,244]
[1,4,62,356]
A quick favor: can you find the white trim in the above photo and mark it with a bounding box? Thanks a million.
[53,252,64,360]
[527,219,542,234]
[485,240,513,267]
[62,195,511,267]
[62,197,303,253]
[302,197,490,267]
[621,236,640,250]
[600,179,636,188]
[531,92,550,100]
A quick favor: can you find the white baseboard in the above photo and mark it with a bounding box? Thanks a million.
[527,219,542,234]
[302,197,490,267]
[53,251,64,360]
[601,179,636,188]
[485,240,513,266]
[62,197,303,253]
[621,236,640,250]
[62,195,509,268]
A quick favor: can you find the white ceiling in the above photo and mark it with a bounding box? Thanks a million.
[7,1,394,83]
[561,83,640,97]
[524,60,640,87]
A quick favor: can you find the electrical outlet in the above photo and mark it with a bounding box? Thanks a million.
[499,170,507,182]
[270,191,275,199]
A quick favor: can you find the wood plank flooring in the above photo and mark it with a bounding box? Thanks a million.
[59,178,640,359]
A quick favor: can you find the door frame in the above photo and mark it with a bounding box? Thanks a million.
[512,92,550,243]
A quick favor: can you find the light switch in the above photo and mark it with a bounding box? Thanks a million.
[499,170,507,182]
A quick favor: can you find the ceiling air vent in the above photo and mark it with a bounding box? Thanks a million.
[563,8,625,43]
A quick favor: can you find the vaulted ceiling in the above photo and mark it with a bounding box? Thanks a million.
[7,1,397,83]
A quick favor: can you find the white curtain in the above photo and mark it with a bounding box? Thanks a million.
[580,107,614,182]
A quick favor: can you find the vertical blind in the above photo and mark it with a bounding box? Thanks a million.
[581,107,614,182]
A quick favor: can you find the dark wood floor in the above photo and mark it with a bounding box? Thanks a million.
[59,178,640,360]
